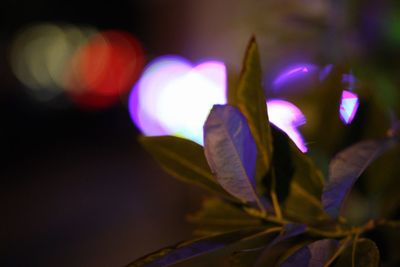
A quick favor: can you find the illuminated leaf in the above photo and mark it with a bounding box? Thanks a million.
[139,135,236,201]
[204,104,263,207]
[322,138,396,219]
[229,37,273,184]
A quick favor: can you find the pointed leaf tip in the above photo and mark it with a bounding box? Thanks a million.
[204,104,261,205]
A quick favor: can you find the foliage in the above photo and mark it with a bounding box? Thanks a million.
[128,38,400,267]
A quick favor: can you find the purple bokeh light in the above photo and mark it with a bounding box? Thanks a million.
[128,56,226,144]
[267,99,307,153]
[339,90,359,124]
[273,63,318,92]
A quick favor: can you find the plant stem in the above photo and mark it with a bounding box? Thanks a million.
[351,232,361,267]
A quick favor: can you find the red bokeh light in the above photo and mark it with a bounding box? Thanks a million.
[67,30,144,108]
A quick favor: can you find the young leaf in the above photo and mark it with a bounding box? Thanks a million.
[322,138,396,219]
[333,238,380,267]
[204,104,263,208]
[229,37,273,183]
[187,198,263,236]
[139,136,236,201]
[126,228,263,267]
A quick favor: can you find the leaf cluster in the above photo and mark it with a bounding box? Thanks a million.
[128,38,400,267]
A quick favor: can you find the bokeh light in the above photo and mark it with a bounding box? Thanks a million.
[67,30,144,108]
[10,24,144,109]
[319,64,334,81]
[267,99,307,153]
[272,63,319,93]
[10,23,95,101]
[129,57,226,144]
[339,90,359,124]
[130,57,309,150]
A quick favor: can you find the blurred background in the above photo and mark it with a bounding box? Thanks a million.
[1,0,400,266]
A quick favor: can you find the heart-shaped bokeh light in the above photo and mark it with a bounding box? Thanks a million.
[129,56,307,152]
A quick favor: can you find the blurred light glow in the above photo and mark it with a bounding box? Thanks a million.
[339,90,359,124]
[130,58,308,150]
[267,99,307,153]
[129,56,226,144]
[319,64,333,81]
[10,23,95,101]
[68,30,144,108]
[273,63,318,92]
[342,73,357,85]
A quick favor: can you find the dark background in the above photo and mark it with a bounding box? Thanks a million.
[1,1,206,266]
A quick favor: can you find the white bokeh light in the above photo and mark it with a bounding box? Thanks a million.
[129,57,226,144]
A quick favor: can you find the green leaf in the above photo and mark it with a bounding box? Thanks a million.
[204,105,265,209]
[229,36,273,184]
[128,227,282,267]
[126,228,261,267]
[322,138,396,219]
[187,198,263,236]
[334,238,380,267]
[139,135,236,201]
